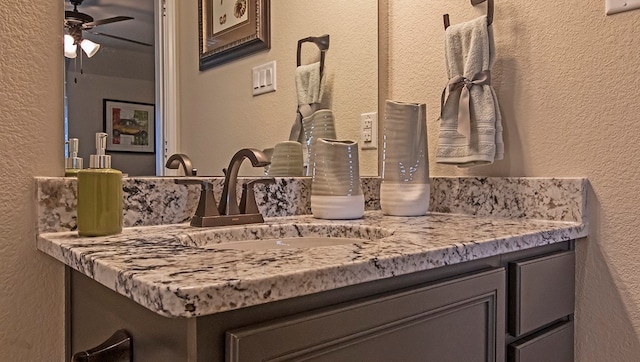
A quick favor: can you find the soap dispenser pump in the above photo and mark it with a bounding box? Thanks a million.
[77,132,123,237]
[65,138,83,176]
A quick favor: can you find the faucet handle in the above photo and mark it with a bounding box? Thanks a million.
[240,178,276,215]
[175,179,220,225]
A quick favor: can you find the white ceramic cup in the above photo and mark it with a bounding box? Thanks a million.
[311,138,364,219]
[267,141,304,176]
[301,109,337,176]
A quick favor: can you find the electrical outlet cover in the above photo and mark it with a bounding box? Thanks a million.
[360,112,377,150]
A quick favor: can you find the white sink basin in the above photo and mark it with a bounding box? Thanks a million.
[174,223,393,250]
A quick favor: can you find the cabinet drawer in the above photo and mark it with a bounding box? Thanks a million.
[508,320,573,362]
[508,251,575,337]
[227,268,505,362]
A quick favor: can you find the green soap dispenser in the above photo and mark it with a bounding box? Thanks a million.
[77,132,123,237]
[65,138,83,176]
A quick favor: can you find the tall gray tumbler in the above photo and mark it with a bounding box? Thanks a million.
[381,100,430,216]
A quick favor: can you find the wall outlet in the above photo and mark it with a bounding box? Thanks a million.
[606,0,640,15]
[252,61,276,96]
[360,112,377,150]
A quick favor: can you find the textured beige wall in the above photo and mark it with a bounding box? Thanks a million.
[389,0,640,360]
[177,0,378,176]
[0,1,65,361]
[3,0,638,359]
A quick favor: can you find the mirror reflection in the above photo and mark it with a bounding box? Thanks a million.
[64,0,156,176]
[64,0,379,177]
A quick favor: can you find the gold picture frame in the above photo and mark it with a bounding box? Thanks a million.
[199,0,271,70]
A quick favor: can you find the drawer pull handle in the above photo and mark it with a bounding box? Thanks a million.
[71,329,132,362]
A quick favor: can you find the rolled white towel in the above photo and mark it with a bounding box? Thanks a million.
[437,15,504,167]
[295,62,325,106]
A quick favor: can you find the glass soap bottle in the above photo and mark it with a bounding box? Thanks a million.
[65,138,83,176]
[77,132,123,237]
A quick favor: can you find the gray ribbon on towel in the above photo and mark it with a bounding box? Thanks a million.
[441,70,491,142]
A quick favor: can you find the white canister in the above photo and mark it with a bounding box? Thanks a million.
[311,138,364,220]
[301,109,337,176]
[380,100,430,216]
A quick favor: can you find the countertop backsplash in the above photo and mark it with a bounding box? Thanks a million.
[35,176,588,234]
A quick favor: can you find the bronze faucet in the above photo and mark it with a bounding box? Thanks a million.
[218,148,270,215]
[175,148,272,227]
[165,154,197,176]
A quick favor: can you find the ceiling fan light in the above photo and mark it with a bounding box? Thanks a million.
[80,39,100,58]
[64,34,77,58]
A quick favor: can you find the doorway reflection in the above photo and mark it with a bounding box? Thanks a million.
[64,0,157,176]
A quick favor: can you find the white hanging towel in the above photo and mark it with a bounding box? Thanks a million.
[295,61,325,107]
[437,15,504,167]
[289,62,326,142]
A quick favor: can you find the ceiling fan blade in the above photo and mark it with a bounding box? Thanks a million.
[83,16,133,28]
[65,10,93,25]
[88,31,153,47]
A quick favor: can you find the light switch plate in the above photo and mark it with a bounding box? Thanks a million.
[606,0,640,15]
[252,61,276,96]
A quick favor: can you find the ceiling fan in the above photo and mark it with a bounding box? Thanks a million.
[64,0,151,58]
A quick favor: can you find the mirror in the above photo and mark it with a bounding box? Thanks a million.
[64,0,156,176]
[65,0,380,177]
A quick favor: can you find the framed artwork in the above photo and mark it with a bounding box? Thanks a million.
[103,99,155,153]
[199,0,270,70]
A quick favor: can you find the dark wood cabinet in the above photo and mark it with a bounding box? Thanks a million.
[227,268,505,362]
[68,242,576,362]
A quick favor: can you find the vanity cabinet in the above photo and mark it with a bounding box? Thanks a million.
[68,242,575,362]
[227,268,505,362]
[505,250,576,362]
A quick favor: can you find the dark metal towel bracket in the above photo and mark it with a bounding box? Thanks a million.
[296,34,330,78]
[444,0,494,30]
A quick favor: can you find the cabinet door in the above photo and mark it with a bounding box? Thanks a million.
[227,268,505,362]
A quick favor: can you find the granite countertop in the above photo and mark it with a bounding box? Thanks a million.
[36,210,587,318]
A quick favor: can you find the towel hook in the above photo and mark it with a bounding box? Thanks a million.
[296,34,330,77]
[443,0,494,30]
